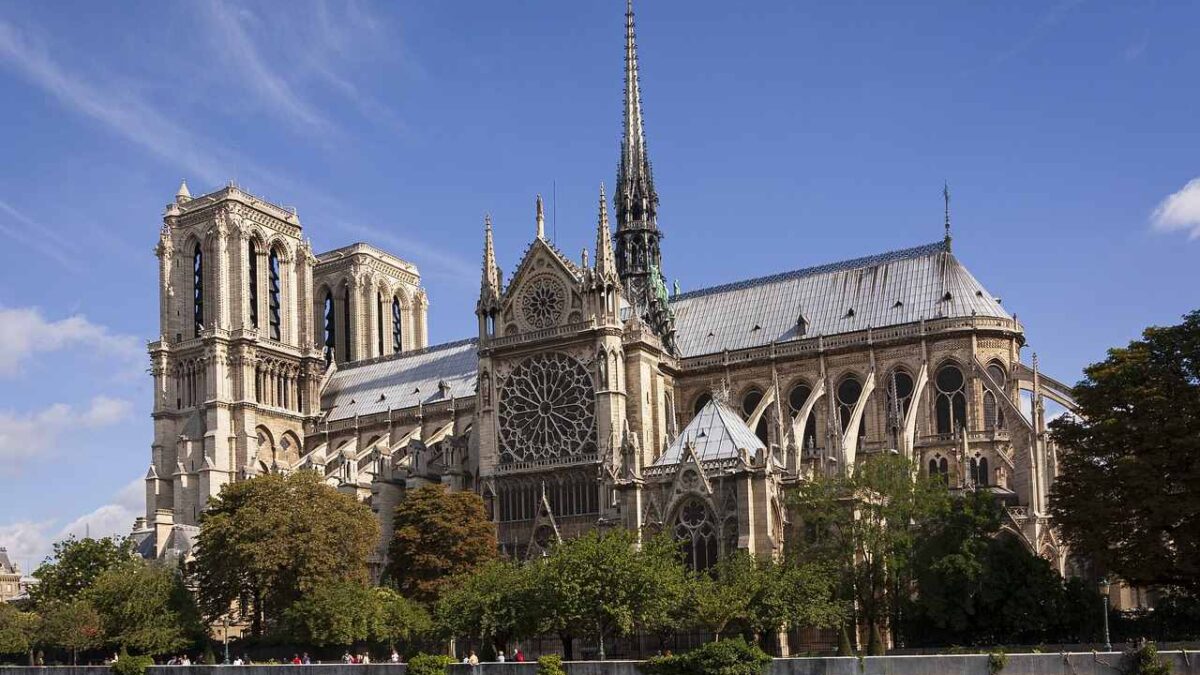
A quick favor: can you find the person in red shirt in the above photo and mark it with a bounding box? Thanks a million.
[513,648,525,663]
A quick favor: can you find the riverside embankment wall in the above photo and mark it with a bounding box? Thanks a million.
[3,651,1199,675]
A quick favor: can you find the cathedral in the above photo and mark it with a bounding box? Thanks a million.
[135,1,1080,579]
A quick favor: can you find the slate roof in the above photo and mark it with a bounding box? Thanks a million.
[321,339,478,421]
[654,398,766,466]
[669,242,1010,358]
[0,547,17,575]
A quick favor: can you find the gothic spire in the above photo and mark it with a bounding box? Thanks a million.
[480,214,500,302]
[616,0,656,235]
[175,179,191,204]
[943,182,952,252]
[595,183,618,280]
[536,194,546,240]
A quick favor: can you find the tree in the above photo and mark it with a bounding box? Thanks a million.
[88,560,203,655]
[0,603,36,660]
[30,536,135,607]
[435,559,536,654]
[282,581,377,647]
[533,530,682,660]
[791,453,949,645]
[191,470,379,634]
[37,600,102,664]
[386,483,497,605]
[372,587,432,648]
[1050,310,1200,596]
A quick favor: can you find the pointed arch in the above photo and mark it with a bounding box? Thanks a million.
[672,496,719,572]
[191,241,204,337]
[934,360,968,435]
[321,288,335,364]
[268,245,282,341]
[392,295,404,353]
[247,238,260,329]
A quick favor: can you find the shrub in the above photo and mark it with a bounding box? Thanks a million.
[407,653,455,675]
[110,649,154,675]
[538,654,567,675]
[1124,641,1172,675]
[640,638,772,675]
[987,651,1008,675]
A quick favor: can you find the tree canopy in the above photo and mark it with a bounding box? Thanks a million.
[29,536,135,608]
[88,560,204,656]
[1050,309,1200,596]
[282,581,431,649]
[386,483,497,604]
[191,470,379,635]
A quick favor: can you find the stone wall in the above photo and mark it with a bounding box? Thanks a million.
[3,651,1199,675]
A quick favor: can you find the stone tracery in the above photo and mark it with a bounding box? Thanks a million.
[498,352,596,464]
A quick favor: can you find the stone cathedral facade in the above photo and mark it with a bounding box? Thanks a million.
[136,2,1079,579]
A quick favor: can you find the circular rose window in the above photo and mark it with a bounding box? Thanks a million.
[520,276,566,329]
[498,352,596,463]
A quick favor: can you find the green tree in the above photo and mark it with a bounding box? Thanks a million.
[88,560,203,655]
[37,599,103,664]
[372,587,432,648]
[386,483,497,605]
[191,470,379,634]
[30,536,135,607]
[0,603,37,661]
[791,453,949,645]
[533,530,681,660]
[1050,310,1200,596]
[435,559,535,654]
[282,581,377,647]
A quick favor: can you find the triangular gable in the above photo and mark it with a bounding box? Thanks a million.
[525,485,563,559]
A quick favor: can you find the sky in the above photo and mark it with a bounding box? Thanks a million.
[0,0,1197,572]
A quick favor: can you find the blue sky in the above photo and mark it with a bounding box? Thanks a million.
[1,0,1197,570]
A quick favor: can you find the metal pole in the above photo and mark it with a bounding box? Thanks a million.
[1102,595,1112,651]
[223,619,230,664]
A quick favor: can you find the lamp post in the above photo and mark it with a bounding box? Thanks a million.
[222,617,230,665]
[1099,578,1112,651]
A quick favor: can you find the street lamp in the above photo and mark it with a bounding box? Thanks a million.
[222,617,230,665]
[1099,578,1112,652]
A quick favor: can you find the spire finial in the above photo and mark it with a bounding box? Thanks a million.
[536,194,545,239]
[480,213,499,300]
[943,181,952,252]
[175,179,191,204]
[595,183,618,280]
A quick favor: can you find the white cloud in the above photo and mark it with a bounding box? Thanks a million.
[1151,177,1200,239]
[0,199,81,269]
[0,478,143,572]
[0,396,133,468]
[0,307,142,378]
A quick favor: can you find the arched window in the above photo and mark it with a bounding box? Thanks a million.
[928,458,938,477]
[192,243,204,337]
[886,369,915,431]
[984,363,1006,430]
[392,297,403,352]
[376,292,384,356]
[939,457,949,478]
[342,286,353,362]
[268,249,281,341]
[597,349,609,389]
[935,364,968,435]
[788,383,818,450]
[322,291,335,364]
[673,497,719,572]
[837,375,867,439]
[693,392,712,416]
[247,240,259,328]
[978,456,989,486]
[741,388,769,445]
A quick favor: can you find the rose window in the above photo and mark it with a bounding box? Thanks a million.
[520,276,566,329]
[498,352,596,464]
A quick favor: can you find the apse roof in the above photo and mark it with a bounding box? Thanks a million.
[669,242,1010,358]
[654,398,766,466]
[322,339,478,421]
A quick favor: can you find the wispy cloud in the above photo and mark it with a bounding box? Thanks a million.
[0,306,142,377]
[1151,177,1200,240]
[0,396,133,471]
[197,0,332,134]
[995,0,1087,63]
[0,20,227,185]
[0,199,81,269]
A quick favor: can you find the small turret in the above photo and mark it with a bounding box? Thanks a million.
[175,179,192,204]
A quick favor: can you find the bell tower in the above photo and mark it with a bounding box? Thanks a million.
[145,182,324,554]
